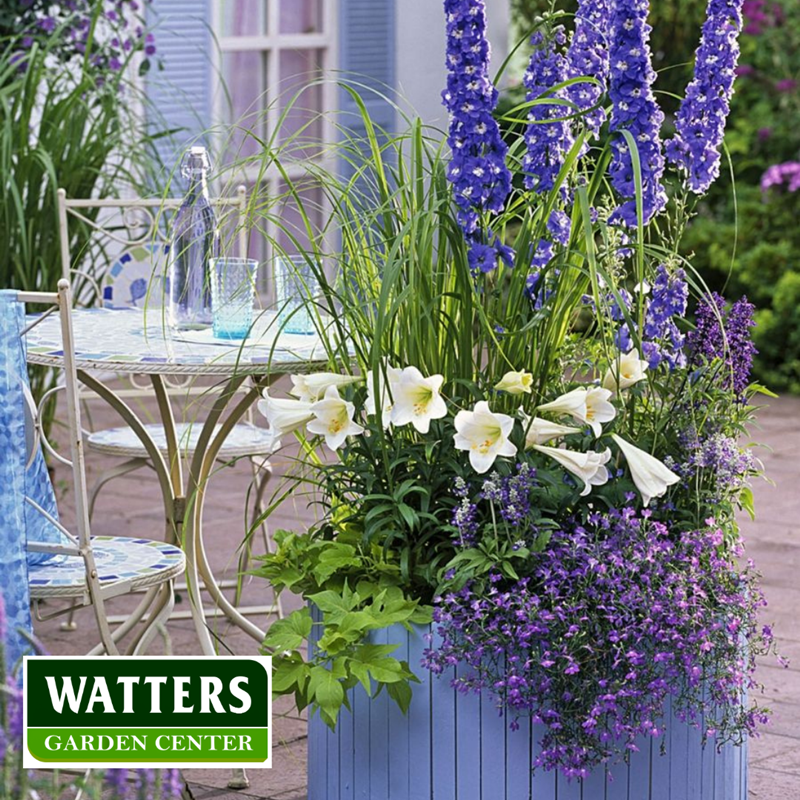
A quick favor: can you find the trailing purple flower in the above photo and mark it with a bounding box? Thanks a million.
[523,28,573,195]
[424,509,774,777]
[566,0,611,139]
[607,0,667,227]
[442,0,512,269]
[666,0,745,194]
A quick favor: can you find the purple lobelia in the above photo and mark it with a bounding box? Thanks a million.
[607,0,667,228]
[442,0,512,272]
[666,0,745,194]
[424,508,774,777]
[566,0,611,141]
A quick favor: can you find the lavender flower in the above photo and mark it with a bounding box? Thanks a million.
[523,28,573,194]
[666,0,744,194]
[689,292,757,395]
[104,769,132,799]
[442,0,512,267]
[566,0,611,139]
[607,0,667,227]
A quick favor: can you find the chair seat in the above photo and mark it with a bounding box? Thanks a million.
[29,537,185,599]
[86,422,275,459]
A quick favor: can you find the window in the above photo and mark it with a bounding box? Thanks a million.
[212,0,337,282]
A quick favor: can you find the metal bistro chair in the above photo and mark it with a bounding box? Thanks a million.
[17,281,185,656]
[56,188,281,624]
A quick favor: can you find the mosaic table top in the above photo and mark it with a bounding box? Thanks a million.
[24,307,331,375]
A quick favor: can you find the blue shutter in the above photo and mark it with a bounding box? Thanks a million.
[339,0,397,178]
[146,0,212,175]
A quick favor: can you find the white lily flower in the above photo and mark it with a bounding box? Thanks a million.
[307,385,365,451]
[391,367,448,433]
[538,386,616,437]
[495,370,533,395]
[534,445,612,496]
[365,364,402,429]
[256,391,314,449]
[454,401,517,474]
[603,350,649,392]
[612,434,680,507]
[289,372,361,403]
[519,410,581,447]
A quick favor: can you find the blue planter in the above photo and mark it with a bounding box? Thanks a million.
[308,622,747,800]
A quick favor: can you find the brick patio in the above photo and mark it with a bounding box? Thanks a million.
[35,388,800,800]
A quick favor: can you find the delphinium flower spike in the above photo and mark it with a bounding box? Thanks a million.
[566,0,611,142]
[666,0,745,194]
[442,0,512,273]
[607,0,667,228]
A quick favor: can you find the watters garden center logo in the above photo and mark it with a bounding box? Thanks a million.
[21,656,272,769]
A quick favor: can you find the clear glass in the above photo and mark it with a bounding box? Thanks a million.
[274,255,319,335]
[279,0,322,33]
[168,149,220,331]
[210,258,259,340]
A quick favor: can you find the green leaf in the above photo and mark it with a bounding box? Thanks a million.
[272,655,311,694]
[740,487,756,521]
[263,608,313,652]
[307,665,345,723]
[387,680,413,714]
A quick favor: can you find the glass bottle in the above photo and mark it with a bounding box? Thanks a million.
[167,146,220,330]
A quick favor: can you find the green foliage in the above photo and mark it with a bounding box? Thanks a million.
[255,530,430,729]
[0,26,161,429]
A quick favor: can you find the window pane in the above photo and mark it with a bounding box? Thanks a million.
[276,179,323,253]
[220,0,268,36]
[221,51,266,160]
[278,48,324,154]
[279,0,322,34]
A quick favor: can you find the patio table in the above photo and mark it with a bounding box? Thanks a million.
[24,305,327,656]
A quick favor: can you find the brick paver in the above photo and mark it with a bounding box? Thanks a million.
[35,390,800,799]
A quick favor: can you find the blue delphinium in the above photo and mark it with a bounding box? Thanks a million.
[616,265,688,370]
[566,0,611,141]
[523,28,573,195]
[442,0,512,271]
[607,0,667,227]
[666,0,745,194]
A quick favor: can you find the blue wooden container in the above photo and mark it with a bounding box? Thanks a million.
[308,622,747,800]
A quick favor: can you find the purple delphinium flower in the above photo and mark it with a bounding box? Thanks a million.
[523,28,573,195]
[607,0,667,227]
[689,293,757,396]
[666,0,744,195]
[566,0,611,140]
[442,0,512,268]
[617,265,688,370]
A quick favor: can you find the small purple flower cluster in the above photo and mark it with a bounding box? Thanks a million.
[688,433,757,492]
[607,0,667,227]
[522,28,573,195]
[13,0,155,76]
[761,161,800,194]
[450,464,539,544]
[618,265,688,370]
[666,0,744,195]
[689,292,757,395]
[566,0,611,140]
[424,508,774,777]
[742,0,781,35]
[442,0,512,272]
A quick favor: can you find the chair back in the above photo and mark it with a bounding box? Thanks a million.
[17,283,115,644]
[57,187,248,309]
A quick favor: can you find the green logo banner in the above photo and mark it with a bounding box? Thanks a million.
[22,656,271,769]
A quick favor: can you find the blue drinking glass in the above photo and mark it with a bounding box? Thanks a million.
[210,258,259,340]
[274,254,319,336]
